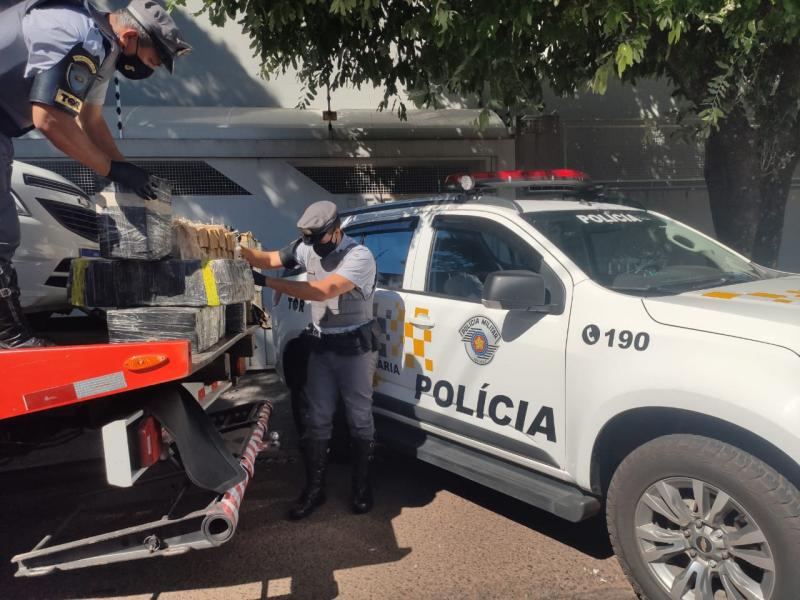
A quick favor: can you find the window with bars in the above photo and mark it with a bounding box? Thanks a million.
[20,160,251,196]
[294,163,486,196]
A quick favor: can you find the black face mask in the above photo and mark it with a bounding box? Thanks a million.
[116,39,154,80]
[313,239,338,257]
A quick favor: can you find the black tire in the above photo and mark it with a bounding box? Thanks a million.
[607,434,800,600]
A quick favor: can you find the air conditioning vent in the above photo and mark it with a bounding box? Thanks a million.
[37,198,98,242]
[44,275,67,288]
[21,160,251,196]
[22,173,88,198]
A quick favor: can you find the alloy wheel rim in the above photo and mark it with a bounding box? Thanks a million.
[634,476,775,600]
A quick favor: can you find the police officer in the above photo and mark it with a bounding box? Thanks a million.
[0,0,191,348]
[240,200,379,518]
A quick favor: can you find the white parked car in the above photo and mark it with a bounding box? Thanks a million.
[273,169,800,600]
[11,160,99,316]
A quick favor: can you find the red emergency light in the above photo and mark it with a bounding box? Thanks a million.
[445,168,590,191]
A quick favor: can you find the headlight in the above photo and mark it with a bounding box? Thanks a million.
[11,191,31,217]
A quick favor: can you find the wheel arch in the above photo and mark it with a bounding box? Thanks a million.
[590,407,800,497]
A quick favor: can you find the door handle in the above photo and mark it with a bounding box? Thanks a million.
[409,314,435,329]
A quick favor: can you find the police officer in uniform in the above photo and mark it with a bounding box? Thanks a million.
[0,0,191,348]
[240,200,379,518]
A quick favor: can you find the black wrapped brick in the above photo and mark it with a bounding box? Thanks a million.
[107,306,225,352]
[68,258,255,308]
[96,178,172,260]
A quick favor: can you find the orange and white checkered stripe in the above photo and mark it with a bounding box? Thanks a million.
[703,290,800,304]
[405,307,434,372]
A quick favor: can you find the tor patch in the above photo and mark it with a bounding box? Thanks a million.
[54,89,83,113]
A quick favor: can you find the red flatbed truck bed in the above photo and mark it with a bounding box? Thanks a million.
[0,319,277,576]
[0,327,255,421]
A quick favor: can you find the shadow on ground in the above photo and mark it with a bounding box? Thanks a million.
[0,372,614,599]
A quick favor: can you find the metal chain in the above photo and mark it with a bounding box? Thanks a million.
[327,83,333,140]
[114,76,123,139]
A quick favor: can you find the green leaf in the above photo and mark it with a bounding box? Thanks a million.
[667,22,682,44]
[590,60,613,95]
[615,42,634,76]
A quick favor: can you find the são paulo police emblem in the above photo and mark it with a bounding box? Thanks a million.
[459,316,501,365]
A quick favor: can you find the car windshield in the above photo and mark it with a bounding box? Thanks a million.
[525,209,768,296]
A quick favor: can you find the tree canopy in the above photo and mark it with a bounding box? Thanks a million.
[176,0,800,264]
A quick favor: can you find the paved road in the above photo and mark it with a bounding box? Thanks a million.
[0,373,635,600]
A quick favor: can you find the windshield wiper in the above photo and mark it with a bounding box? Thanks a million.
[611,285,681,296]
[612,274,755,296]
[676,274,758,292]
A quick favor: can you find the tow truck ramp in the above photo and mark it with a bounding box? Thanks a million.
[11,401,275,577]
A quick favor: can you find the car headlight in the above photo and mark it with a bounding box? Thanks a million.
[11,190,31,217]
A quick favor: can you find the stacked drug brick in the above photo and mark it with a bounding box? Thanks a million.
[172,219,239,260]
[169,218,261,334]
[69,181,255,352]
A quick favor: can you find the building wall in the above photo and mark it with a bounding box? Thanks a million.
[14,108,516,250]
[103,0,399,111]
[18,1,800,270]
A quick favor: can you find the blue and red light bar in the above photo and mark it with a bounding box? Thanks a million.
[445,168,590,191]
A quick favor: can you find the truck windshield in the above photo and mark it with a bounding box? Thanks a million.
[525,210,767,296]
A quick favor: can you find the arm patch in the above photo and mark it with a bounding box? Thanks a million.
[29,43,99,116]
[279,238,302,270]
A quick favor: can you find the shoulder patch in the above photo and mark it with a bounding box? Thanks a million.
[29,43,99,116]
[71,53,97,75]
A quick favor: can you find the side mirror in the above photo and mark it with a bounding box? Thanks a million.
[481,270,550,312]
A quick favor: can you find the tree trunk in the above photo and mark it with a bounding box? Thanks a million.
[704,109,761,257]
[753,160,798,267]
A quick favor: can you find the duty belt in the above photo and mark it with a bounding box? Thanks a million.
[305,320,379,355]
[306,323,369,340]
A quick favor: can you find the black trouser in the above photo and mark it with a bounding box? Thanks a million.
[0,133,18,262]
[305,322,379,441]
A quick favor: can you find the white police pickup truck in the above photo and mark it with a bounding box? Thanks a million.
[272,169,800,600]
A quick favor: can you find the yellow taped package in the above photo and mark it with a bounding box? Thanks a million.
[69,258,90,307]
[201,258,221,306]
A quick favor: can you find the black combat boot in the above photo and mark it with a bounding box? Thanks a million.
[289,438,329,520]
[0,260,51,349]
[351,438,374,514]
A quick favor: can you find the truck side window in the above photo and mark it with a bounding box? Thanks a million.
[427,216,543,302]
[345,218,418,290]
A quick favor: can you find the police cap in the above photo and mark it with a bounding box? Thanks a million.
[126,0,192,74]
[297,200,339,244]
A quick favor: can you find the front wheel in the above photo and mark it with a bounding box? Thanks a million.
[607,434,800,600]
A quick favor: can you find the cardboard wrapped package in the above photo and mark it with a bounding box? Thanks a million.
[68,258,255,308]
[171,219,205,260]
[96,178,172,260]
[238,231,264,309]
[171,219,237,260]
[107,306,225,352]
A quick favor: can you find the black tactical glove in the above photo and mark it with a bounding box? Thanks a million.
[106,161,156,200]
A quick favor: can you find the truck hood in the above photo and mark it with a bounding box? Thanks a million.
[642,276,800,355]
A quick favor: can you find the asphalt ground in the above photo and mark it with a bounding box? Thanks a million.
[0,372,636,600]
